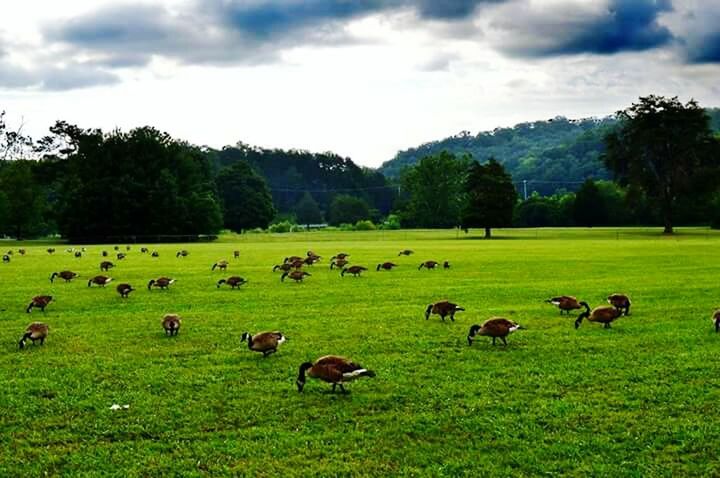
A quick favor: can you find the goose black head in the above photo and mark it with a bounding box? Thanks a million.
[296,362,313,392]
[467,324,481,345]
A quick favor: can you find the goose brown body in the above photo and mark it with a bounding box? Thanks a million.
[376,262,397,271]
[233,250,240,259]
[19,322,49,349]
[607,293,631,315]
[212,260,229,271]
[26,296,53,313]
[330,258,349,270]
[331,253,350,261]
[148,277,175,290]
[468,318,522,346]
[575,302,622,329]
[47,248,55,254]
[100,261,114,272]
[217,276,247,288]
[425,301,465,321]
[398,249,414,256]
[241,331,286,357]
[281,270,311,283]
[284,255,303,263]
[296,355,376,393]
[546,295,583,314]
[50,271,78,283]
[273,263,293,273]
[419,260,439,270]
[341,265,367,277]
[162,314,181,336]
[116,283,134,298]
[88,275,112,287]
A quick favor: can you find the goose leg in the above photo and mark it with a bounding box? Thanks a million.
[339,384,347,394]
[332,383,337,393]
[492,337,496,346]
[501,337,507,346]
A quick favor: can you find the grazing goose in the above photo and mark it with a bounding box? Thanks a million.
[50,271,78,283]
[545,296,583,315]
[18,248,26,255]
[467,318,522,346]
[217,276,247,289]
[47,248,56,254]
[330,253,350,261]
[376,262,397,271]
[607,293,631,316]
[296,356,376,393]
[100,261,115,272]
[284,255,303,264]
[88,275,112,287]
[341,265,367,277]
[148,277,175,291]
[18,322,49,349]
[713,310,720,333]
[425,301,465,322]
[575,302,622,329]
[2,255,9,263]
[418,260,439,270]
[330,258,349,270]
[176,250,189,258]
[233,250,240,259]
[26,296,53,313]
[443,261,451,269]
[74,251,82,258]
[240,331,286,357]
[273,263,293,273]
[116,283,135,298]
[398,249,414,256]
[116,253,126,260]
[141,247,149,253]
[281,271,311,283]
[212,260,229,271]
[151,251,159,257]
[162,314,181,336]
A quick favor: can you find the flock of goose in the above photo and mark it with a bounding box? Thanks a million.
[3,245,648,393]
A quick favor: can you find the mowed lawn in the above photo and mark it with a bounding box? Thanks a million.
[2,229,720,477]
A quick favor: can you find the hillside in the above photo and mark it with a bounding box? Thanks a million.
[381,110,720,195]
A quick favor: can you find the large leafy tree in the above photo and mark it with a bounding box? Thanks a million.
[400,151,470,228]
[573,179,607,227]
[604,95,720,233]
[295,192,323,227]
[461,159,516,238]
[328,194,370,225]
[0,161,46,239]
[216,161,275,231]
[51,124,223,241]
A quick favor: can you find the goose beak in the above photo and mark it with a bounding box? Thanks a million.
[296,380,305,392]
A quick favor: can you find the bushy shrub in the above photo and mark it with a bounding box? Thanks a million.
[268,221,293,233]
[290,224,305,232]
[355,220,376,231]
[380,214,401,230]
[338,223,356,231]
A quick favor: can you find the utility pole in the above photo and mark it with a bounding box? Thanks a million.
[523,180,528,200]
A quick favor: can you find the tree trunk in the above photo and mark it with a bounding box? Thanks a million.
[662,192,673,234]
[484,227,491,239]
[663,217,673,234]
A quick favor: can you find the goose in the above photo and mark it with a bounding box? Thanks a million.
[418,260,439,270]
[176,250,189,258]
[162,314,181,336]
[376,262,397,271]
[50,271,78,283]
[212,260,229,271]
[240,331,286,357]
[425,301,465,322]
[330,258,349,270]
[330,253,350,261]
[545,296,583,315]
[88,275,112,287]
[398,249,414,256]
[100,261,115,272]
[575,302,622,329]
[233,250,240,259]
[26,296,53,313]
[713,310,720,333]
[281,271,311,283]
[116,283,134,298]
[607,293,631,316]
[296,356,375,393]
[47,248,56,254]
[18,322,49,349]
[341,265,367,277]
[148,278,175,291]
[273,263,293,273]
[467,318,522,346]
[217,277,248,289]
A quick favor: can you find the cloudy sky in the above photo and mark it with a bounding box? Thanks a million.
[1,0,719,166]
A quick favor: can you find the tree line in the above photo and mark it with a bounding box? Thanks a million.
[0,95,719,240]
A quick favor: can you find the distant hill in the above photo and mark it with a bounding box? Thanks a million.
[380,109,720,196]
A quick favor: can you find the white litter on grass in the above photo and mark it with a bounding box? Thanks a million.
[110,404,130,411]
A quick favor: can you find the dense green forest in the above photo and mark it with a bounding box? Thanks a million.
[381,109,720,196]
[1,98,719,240]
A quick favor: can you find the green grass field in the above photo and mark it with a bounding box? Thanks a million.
[2,228,720,477]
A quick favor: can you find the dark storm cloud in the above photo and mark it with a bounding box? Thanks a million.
[686,32,720,63]
[495,0,674,58]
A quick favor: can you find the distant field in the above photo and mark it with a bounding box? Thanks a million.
[2,228,720,476]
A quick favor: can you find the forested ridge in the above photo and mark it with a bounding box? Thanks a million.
[381,109,720,195]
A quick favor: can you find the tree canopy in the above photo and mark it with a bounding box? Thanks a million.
[328,194,371,226]
[461,159,517,237]
[295,192,323,227]
[216,160,275,232]
[603,95,720,233]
